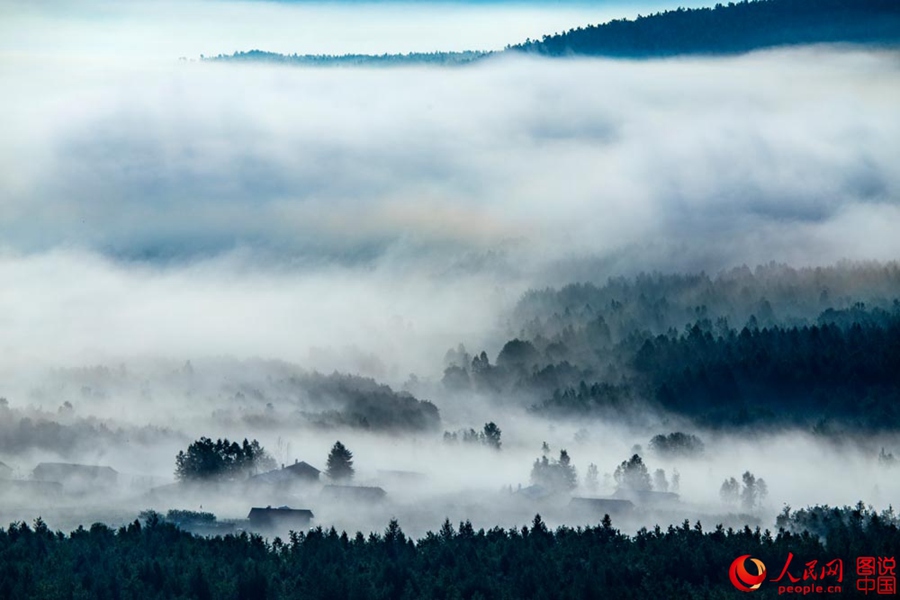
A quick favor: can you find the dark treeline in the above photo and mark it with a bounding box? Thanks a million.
[0,504,895,599]
[512,262,900,342]
[531,304,900,427]
[207,49,490,67]
[633,310,900,428]
[204,0,900,68]
[445,262,900,431]
[510,0,900,57]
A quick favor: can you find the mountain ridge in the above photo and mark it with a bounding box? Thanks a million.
[207,0,900,65]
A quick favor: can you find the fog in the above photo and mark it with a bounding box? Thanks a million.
[2,356,898,537]
[2,48,899,372]
[1,0,899,537]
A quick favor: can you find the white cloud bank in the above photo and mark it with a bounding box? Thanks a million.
[0,2,898,379]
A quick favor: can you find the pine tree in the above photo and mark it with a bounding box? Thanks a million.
[482,422,502,450]
[613,454,652,491]
[530,450,577,492]
[558,450,578,490]
[326,441,354,481]
[720,477,740,505]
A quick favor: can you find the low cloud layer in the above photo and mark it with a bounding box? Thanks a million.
[1,43,899,373]
[2,47,898,262]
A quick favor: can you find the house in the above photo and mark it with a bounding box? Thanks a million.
[280,460,321,481]
[32,463,118,492]
[249,460,320,488]
[247,506,314,531]
[0,462,12,480]
[514,484,555,502]
[320,485,386,503]
[610,489,680,506]
[568,497,635,516]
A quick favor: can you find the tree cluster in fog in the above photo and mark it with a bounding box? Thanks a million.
[614,454,652,492]
[648,432,705,458]
[530,448,578,492]
[442,422,502,450]
[174,437,275,482]
[720,471,769,511]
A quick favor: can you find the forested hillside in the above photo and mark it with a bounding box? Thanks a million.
[511,0,900,56]
[209,0,900,67]
[445,263,900,430]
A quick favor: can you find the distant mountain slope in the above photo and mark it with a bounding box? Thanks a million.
[206,0,900,66]
[510,0,900,57]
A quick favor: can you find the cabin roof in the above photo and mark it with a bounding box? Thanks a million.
[33,463,118,476]
[250,461,321,484]
[247,506,314,519]
[284,461,320,474]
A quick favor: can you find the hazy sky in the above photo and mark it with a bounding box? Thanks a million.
[0,0,716,59]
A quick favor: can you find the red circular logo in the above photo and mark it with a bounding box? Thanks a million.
[729,555,767,592]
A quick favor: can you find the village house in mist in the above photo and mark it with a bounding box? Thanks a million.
[32,463,118,494]
[247,506,314,532]
[249,460,321,490]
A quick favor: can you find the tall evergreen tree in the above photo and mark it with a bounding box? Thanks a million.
[613,454,652,491]
[326,441,355,481]
[482,422,502,450]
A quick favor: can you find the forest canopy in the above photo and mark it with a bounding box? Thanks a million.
[445,262,900,432]
[0,504,895,599]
